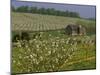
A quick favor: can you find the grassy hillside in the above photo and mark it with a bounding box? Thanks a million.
[12,12,96,34]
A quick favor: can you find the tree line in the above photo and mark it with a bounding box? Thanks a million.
[12,6,80,18]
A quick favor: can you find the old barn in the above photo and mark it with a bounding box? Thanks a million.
[65,24,86,35]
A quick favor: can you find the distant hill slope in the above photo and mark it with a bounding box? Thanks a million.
[12,12,95,32]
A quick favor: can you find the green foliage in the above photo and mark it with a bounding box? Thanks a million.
[11,5,16,12]
[15,6,29,13]
[12,6,80,18]
[12,31,96,73]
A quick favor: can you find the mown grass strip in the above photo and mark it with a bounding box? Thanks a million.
[60,56,95,68]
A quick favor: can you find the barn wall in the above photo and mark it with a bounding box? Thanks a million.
[65,25,86,36]
[65,26,72,35]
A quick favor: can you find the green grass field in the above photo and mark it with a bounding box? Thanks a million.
[12,12,95,34]
[12,12,96,74]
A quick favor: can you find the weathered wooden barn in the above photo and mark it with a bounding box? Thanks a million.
[65,24,86,35]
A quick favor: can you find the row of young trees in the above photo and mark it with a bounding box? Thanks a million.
[12,6,80,18]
